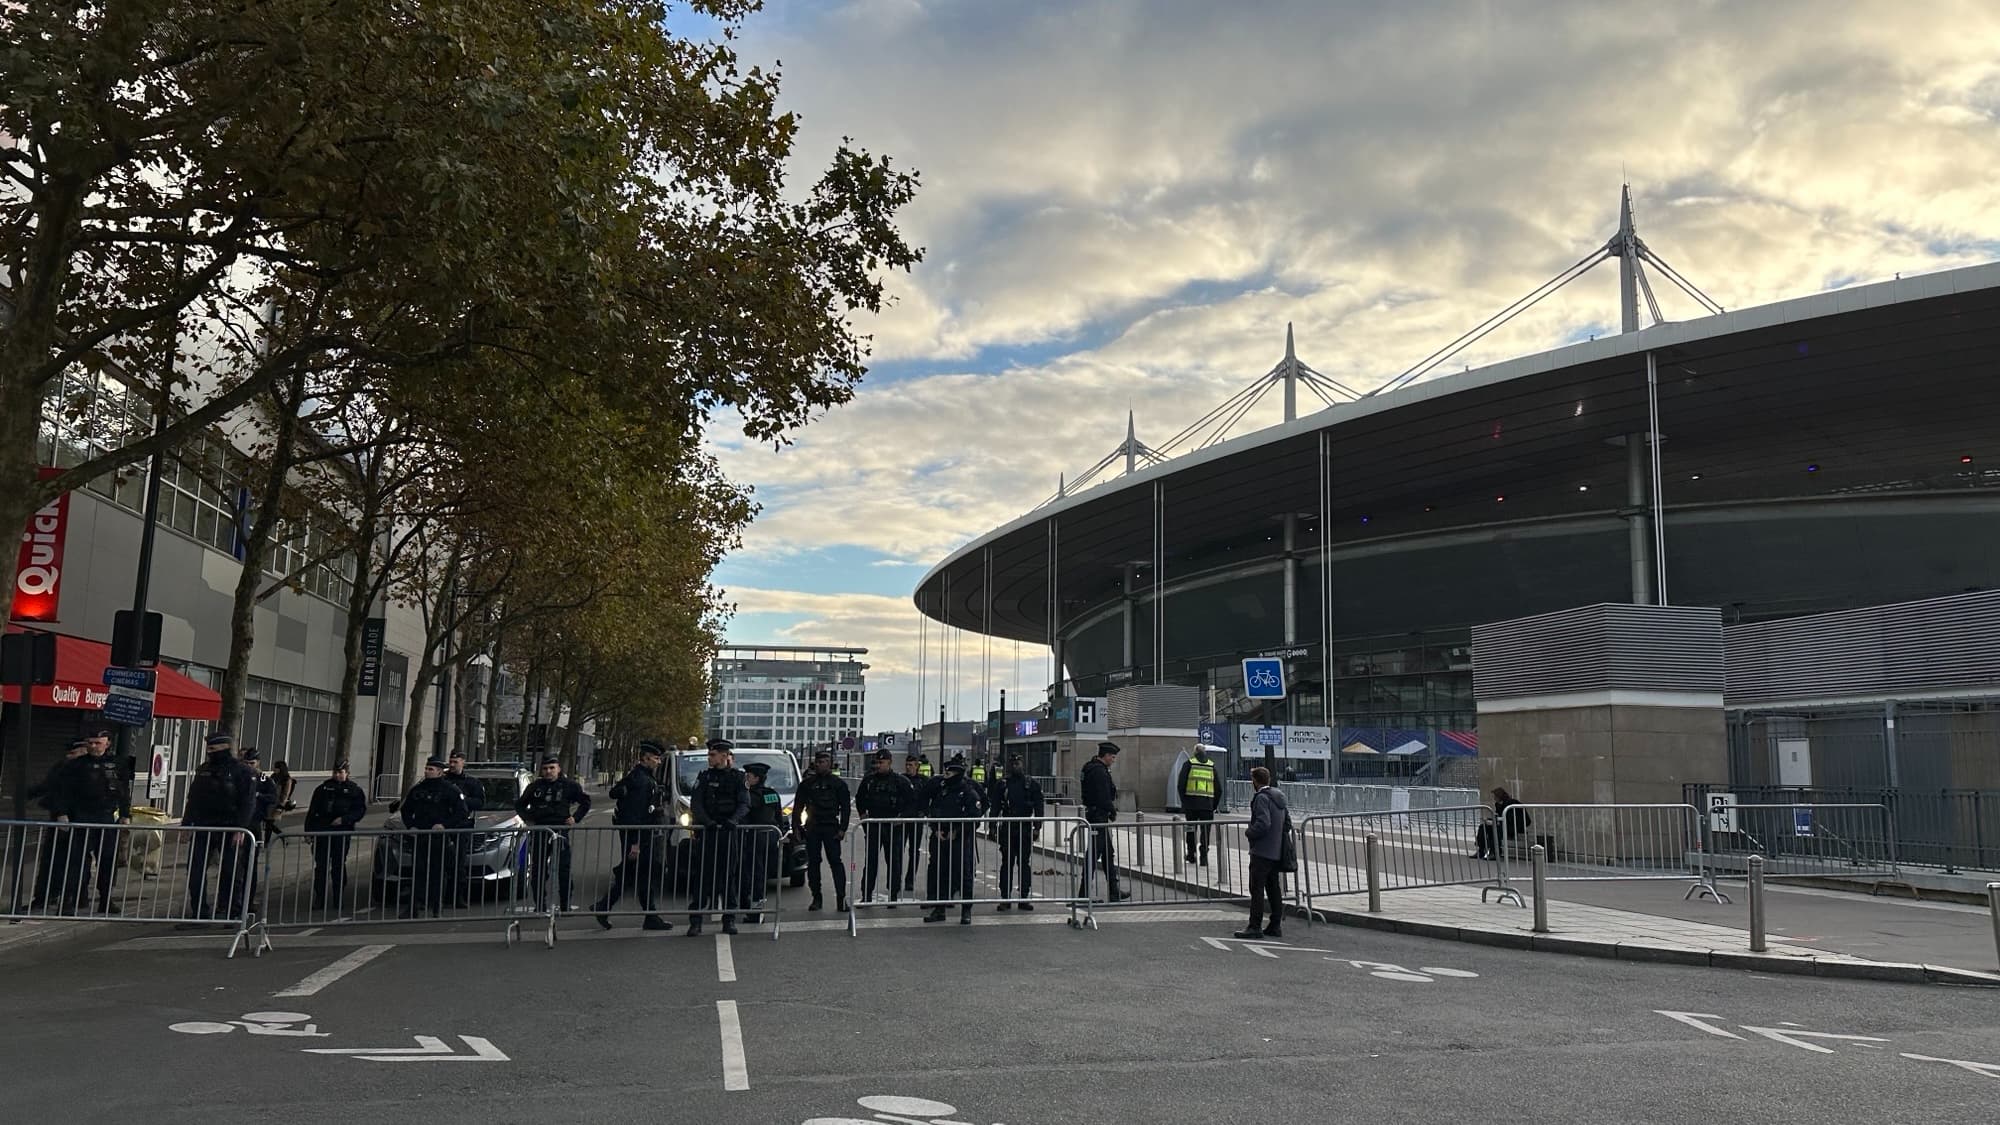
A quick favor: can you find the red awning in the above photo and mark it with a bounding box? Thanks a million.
[1,627,222,721]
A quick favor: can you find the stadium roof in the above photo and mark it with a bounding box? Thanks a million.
[918,262,2000,642]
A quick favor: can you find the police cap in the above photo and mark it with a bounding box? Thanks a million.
[424,757,447,770]
[744,762,771,778]
[706,738,735,754]
[205,732,235,747]
[637,739,666,758]
[1095,741,1122,757]
[539,756,561,768]
[944,755,967,772]
[66,736,90,751]
[812,749,833,762]
[874,749,894,762]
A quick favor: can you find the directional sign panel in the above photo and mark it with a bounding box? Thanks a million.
[1242,658,1286,700]
[1255,725,1284,746]
[102,666,156,691]
[101,685,155,727]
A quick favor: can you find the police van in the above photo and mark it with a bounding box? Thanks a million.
[668,747,808,888]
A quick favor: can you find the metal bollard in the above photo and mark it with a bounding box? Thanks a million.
[1365,834,1382,913]
[1530,843,1549,934]
[1987,882,1999,970]
[1749,855,1767,953]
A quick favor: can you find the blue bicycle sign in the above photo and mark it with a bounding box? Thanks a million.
[1242,658,1286,700]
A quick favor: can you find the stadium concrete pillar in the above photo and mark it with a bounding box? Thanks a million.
[1626,435,1655,605]
[1121,563,1135,671]
[1282,513,1298,646]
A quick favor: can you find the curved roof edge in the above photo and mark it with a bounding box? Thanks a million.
[914,259,2000,606]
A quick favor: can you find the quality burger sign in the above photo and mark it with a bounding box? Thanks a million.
[12,471,70,623]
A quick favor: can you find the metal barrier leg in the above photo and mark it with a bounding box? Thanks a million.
[1749,855,1767,953]
[1985,882,1998,971]
[1364,834,1382,914]
[1530,843,1549,934]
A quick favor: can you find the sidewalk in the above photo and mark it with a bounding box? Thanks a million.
[1091,820,2000,986]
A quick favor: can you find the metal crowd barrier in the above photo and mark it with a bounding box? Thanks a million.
[256,824,786,946]
[1,819,262,957]
[1295,806,1521,922]
[1222,780,1481,817]
[1496,803,1724,903]
[843,815,1092,933]
[1068,815,1257,911]
[1701,803,1901,886]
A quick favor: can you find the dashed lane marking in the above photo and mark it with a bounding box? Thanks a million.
[272,945,392,997]
[717,1000,750,1091]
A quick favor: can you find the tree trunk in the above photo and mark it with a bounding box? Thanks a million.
[331,499,381,770]
[219,372,306,737]
[482,627,506,757]
[399,656,435,794]
[516,663,539,758]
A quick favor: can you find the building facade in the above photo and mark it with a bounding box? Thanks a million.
[706,644,868,754]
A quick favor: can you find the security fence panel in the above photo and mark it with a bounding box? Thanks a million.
[1700,802,1899,882]
[563,823,786,941]
[1,819,261,957]
[1688,781,1999,874]
[844,815,1092,932]
[1071,815,1257,909]
[257,825,536,943]
[1295,806,1515,918]
[1495,803,1718,902]
[1222,780,1480,817]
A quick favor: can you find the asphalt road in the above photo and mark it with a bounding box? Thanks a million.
[3,904,1998,1125]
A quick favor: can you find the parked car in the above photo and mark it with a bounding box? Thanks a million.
[370,763,535,907]
[669,748,808,889]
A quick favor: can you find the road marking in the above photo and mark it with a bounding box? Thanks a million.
[716,934,736,983]
[1655,1011,1745,1040]
[273,945,392,997]
[717,1000,749,1091]
[1901,1052,2000,1079]
[1738,1025,1892,1054]
[304,1035,509,1063]
[1200,935,1332,957]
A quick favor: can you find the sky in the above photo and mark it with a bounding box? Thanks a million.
[700,0,2000,734]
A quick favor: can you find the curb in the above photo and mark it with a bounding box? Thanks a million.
[1301,905,2000,987]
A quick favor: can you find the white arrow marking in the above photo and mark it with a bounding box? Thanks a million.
[303,1036,508,1062]
[1900,1053,2000,1080]
[1654,1011,1745,1040]
[1738,1026,1892,1054]
[1199,936,1333,957]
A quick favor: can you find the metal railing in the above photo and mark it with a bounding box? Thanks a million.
[1,819,262,957]
[255,824,787,946]
[1071,815,1256,910]
[1687,783,1998,873]
[1223,780,1480,818]
[1700,803,1900,883]
[1295,806,1520,920]
[843,815,1091,932]
[1496,803,1723,903]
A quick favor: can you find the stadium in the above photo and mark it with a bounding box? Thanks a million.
[913,223,2000,772]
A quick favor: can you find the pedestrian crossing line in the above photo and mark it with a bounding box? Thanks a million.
[272,944,392,997]
[717,1000,749,1091]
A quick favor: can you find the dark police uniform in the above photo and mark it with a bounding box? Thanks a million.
[181,748,259,919]
[740,765,786,921]
[399,775,471,917]
[53,749,129,912]
[517,773,592,911]
[855,764,913,905]
[24,750,82,911]
[924,765,985,923]
[993,767,1045,908]
[792,766,852,909]
[1079,750,1127,901]
[1176,752,1221,865]
[593,760,669,928]
[443,765,485,905]
[304,774,368,910]
[687,762,750,935]
[899,759,930,892]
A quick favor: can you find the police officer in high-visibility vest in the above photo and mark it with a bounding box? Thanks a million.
[1176,744,1222,866]
[970,758,989,785]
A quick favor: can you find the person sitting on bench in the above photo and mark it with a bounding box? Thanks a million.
[1472,787,1530,860]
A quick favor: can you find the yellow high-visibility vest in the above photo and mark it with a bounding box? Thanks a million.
[971,765,988,783]
[918,761,933,777]
[1183,759,1217,799]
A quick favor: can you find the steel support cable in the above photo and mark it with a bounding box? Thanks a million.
[1198,376,1281,450]
[1641,248,1724,314]
[1636,258,1666,326]
[1370,247,1612,397]
[1158,370,1279,454]
[1301,371,1357,404]
[1298,362,1362,399]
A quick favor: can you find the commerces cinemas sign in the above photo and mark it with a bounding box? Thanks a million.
[12,471,70,623]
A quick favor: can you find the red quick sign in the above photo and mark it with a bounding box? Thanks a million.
[12,470,70,623]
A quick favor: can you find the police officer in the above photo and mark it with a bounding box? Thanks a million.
[739,760,785,923]
[399,758,471,918]
[592,740,670,931]
[517,756,592,913]
[899,752,930,893]
[304,762,368,912]
[181,732,259,920]
[993,755,1045,911]
[1176,743,1222,866]
[23,738,88,912]
[686,739,749,937]
[1079,741,1130,902]
[923,755,985,925]
[443,751,484,906]
[854,749,913,908]
[793,749,852,912]
[53,733,129,913]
